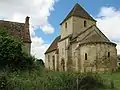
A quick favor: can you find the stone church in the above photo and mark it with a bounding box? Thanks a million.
[0,16,31,55]
[45,3,117,72]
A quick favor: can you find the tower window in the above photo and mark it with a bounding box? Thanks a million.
[85,53,87,60]
[108,52,110,57]
[65,22,67,28]
[84,20,87,27]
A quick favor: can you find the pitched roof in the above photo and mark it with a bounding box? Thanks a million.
[60,3,96,25]
[0,19,31,43]
[45,36,61,54]
[81,34,109,43]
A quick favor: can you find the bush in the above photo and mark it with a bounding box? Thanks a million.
[35,72,105,90]
[0,73,8,90]
[10,53,35,71]
[117,67,120,72]
[78,74,104,90]
[0,28,35,71]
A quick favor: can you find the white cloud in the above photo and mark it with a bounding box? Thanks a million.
[96,6,120,54]
[0,0,57,34]
[0,0,58,60]
[31,36,49,60]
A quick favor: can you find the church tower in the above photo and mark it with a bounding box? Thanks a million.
[45,3,117,72]
[60,3,96,38]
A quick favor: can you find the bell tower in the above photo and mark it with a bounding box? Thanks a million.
[60,3,96,38]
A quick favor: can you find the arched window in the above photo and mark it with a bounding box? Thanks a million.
[85,53,87,60]
[65,22,67,28]
[61,59,65,71]
[84,20,87,27]
[108,52,110,57]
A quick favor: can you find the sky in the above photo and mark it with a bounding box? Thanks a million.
[0,0,120,60]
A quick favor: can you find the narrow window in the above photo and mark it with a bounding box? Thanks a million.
[108,52,110,57]
[52,56,55,71]
[65,22,67,28]
[62,48,64,55]
[57,58,59,71]
[74,52,76,58]
[119,63,120,66]
[84,20,87,27]
[61,59,65,71]
[49,66,50,70]
[85,53,87,60]
[48,55,50,62]
[48,55,50,70]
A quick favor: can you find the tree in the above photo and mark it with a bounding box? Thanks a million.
[0,28,34,70]
[36,59,45,67]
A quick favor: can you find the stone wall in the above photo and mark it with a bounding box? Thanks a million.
[60,17,73,39]
[76,43,117,72]
[22,43,31,55]
[58,38,69,71]
[73,16,96,37]
[45,51,59,71]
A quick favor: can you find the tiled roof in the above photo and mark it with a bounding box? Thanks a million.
[0,19,31,43]
[60,3,96,25]
[45,36,61,54]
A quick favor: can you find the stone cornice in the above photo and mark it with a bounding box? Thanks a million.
[78,42,116,47]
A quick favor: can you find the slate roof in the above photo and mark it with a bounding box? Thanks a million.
[0,20,31,43]
[45,36,61,54]
[60,3,96,25]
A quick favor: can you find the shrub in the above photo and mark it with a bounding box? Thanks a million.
[0,28,34,71]
[78,74,104,90]
[117,66,120,72]
[0,73,8,90]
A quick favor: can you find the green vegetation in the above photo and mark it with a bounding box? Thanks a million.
[0,68,119,90]
[102,72,120,90]
[0,28,34,70]
[0,28,119,90]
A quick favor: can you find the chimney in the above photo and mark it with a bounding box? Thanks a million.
[25,16,30,25]
[24,16,31,43]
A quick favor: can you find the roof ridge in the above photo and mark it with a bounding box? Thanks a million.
[45,35,61,54]
[73,24,95,39]
[94,25,110,41]
[0,20,25,24]
[60,3,96,25]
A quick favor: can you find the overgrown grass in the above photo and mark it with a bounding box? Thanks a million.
[0,65,119,90]
[101,71,120,90]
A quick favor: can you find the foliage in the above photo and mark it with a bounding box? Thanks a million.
[77,73,104,90]
[0,28,34,70]
[117,66,120,72]
[0,66,117,90]
[0,73,8,90]
[36,59,45,67]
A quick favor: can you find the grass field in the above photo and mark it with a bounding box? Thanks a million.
[101,72,120,90]
[113,72,120,90]
[0,67,120,90]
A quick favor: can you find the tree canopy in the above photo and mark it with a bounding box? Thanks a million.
[0,28,34,70]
